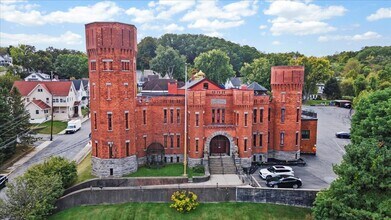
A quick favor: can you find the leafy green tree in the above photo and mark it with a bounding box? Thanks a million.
[54,54,88,79]
[351,88,391,145]
[313,89,391,219]
[9,44,36,72]
[290,56,333,101]
[150,45,186,80]
[0,88,13,163]
[343,58,361,76]
[0,172,63,219]
[0,73,20,91]
[323,77,341,99]
[340,78,355,97]
[194,49,235,84]
[9,87,32,147]
[137,37,158,70]
[353,75,367,96]
[240,57,271,90]
[25,156,77,188]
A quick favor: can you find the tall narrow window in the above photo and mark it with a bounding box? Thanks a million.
[106,83,111,100]
[268,131,270,146]
[195,139,199,152]
[107,113,112,131]
[253,134,257,146]
[143,110,146,125]
[244,113,248,127]
[170,135,174,148]
[170,109,173,123]
[244,139,247,151]
[295,132,299,146]
[163,109,167,123]
[212,109,215,123]
[177,109,180,123]
[222,109,225,123]
[195,113,199,126]
[217,109,220,123]
[280,132,285,146]
[259,134,263,147]
[93,83,96,100]
[125,112,129,129]
[268,107,271,121]
[103,59,113,71]
[143,136,147,150]
[95,142,98,157]
[253,109,257,123]
[164,135,167,148]
[177,135,180,148]
[296,108,300,122]
[94,112,97,130]
[281,108,285,123]
[121,60,130,71]
[260,109,263,123]
[109,143,113,158]
[90,61,96,71]
[126,141,130,156]
[236,113,239,125]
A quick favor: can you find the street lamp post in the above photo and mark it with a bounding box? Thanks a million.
[183,63,188,176]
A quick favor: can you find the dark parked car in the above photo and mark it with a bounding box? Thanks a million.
[336,132,351,139]
[0,175,8,189]
[266,174,294,182]
[266,176,302,188]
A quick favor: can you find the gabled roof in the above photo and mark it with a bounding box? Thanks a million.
[82,79,89,89]
[31,100,50,110]
[13,81,72,96]
[180,78,221,90]
[230,77,243,87]
[248,82,268,92]
[72,80,83,91]
[142,79,185,91]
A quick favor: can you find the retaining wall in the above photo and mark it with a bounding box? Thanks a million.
[56,185,319,212]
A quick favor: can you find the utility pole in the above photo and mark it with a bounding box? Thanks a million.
[50,93,54,141]
[183,63,188,176]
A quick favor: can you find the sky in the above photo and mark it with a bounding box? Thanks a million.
[0,0,390,56]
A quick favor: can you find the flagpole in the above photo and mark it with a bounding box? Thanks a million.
[183,63,188,176]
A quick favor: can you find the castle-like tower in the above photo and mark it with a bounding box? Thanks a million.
[270,66,304,160]
[86,22,138,176]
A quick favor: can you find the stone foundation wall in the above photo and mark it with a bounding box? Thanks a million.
[92,156,138,177]
[251,153,268,162]
[240,157,251,168]
[164,154,184,163]
[273,150,300,161]
[188,157,203,167]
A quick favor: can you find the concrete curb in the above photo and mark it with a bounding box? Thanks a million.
[73,142,91,164]
[3,141,52,177]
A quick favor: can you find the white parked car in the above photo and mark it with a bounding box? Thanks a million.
[259,165,294,180]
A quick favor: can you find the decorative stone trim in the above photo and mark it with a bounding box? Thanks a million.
[204,131,235,156]
[92,155,138,177]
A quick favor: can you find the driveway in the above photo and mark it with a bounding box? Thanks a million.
[252,106,351,189]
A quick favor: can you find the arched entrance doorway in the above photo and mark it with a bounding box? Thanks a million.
[210,135,230,156]
[146,142,165,168]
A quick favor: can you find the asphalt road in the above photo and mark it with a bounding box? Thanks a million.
[0,119,91,199]
[252,106,352,189]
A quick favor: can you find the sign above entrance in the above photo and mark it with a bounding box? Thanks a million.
[211,99,226,105]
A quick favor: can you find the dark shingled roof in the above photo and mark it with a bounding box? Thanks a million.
[230,77,243,87]
[72,80,82,91]
[248,82,268,92]
[142,79,185,91]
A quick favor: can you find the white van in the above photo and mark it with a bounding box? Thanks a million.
[65,119,82,134]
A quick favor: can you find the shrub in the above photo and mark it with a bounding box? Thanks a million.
[170,190,199,213]
[192,165,204,173]
[25,156,77,188]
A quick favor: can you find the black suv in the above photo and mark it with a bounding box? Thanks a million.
[0,175,8,189]
[266,176,302,188]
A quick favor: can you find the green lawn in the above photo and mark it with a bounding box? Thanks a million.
[36,121,67,134]
[75,153,96,184]
[50,202,312,220]
[81,107,89,117]
[305,99,332,106]
[124,164,204,178]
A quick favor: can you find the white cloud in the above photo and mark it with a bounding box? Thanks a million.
[1,0,27,4]
[272,40,280,45]
[182,0,257,32]
[0,1,122,26]
[163,23,184,32]
[0,31,82,46]
[259,25,267,30]
[367,8,391,21]
[318,31,382,42]
[188,19,244,31]
[126,7,156,23]
[264,0,346,35]
[155,0,195,20]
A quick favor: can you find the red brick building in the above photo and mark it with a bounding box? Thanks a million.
[86,22,317,177]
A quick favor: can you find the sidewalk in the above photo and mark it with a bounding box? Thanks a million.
[3,141,52,176]
[73,142,91,164]
[58,116,90,135]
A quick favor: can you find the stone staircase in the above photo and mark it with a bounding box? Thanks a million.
[209,156,237,174]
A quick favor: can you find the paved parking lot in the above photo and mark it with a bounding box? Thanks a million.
[252,106,352,189]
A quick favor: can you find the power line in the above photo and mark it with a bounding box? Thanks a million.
[0,113,30,130]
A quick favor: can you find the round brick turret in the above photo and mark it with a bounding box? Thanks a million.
[270,66,304,161]
[86,22,138,177]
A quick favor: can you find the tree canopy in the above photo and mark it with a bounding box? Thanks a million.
[240,57,271,90]
[194,49,235,84]
[150,45,186,80]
